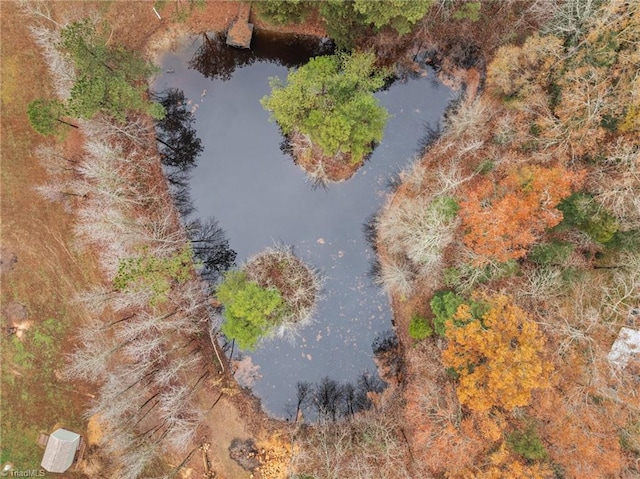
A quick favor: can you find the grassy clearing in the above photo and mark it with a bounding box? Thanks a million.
[1,318,85,467]
[0,1,102,472]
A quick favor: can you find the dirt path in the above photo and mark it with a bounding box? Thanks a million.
[201,396,255,479]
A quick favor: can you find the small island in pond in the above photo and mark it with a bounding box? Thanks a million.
[217,246,321,350]
[261,52,389,185]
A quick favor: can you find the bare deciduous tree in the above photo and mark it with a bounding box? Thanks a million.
[25,15,220,474]
[377,195,458,282]
[28,24,75,98]
[81,115,154,148]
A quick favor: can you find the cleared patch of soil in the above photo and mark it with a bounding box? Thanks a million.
[202,396,256,478]
[0,248,18,274]
[3,301,28,325]
[229,438,261,471]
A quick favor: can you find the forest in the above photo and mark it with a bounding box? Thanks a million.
[1,0,639,478]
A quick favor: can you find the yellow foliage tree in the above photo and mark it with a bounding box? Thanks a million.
[443,294,552,412]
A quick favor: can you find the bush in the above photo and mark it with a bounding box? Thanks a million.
[317,0,367,50]
[529,240,575,265]
[431,196,460,221]
[606,230,640,251]
[477,159,495,174]
[113,246,193,304]
[443,260,520,293]
[430,291,490,336]
[560,266,585,285]
[507,425,548,461]
[443,266,464,289]
[558,192,619,243]
[217,271,285,350]
[254,0,311,25]
[27,99,70,136]
[490,259,521,280]
[351,0,433,34]
[315,0,432,49]
[452,1,481,22]
[430,291,465,336]
[409,314,433,340]
[619,421,640,455]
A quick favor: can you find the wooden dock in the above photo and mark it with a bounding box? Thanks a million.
[226,3,253,49]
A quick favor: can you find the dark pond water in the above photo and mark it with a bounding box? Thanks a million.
[153,32,452,418]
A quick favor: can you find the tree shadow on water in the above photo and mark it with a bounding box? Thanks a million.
[188,31,334,81]
[152,87,236,285]
[284,370,386,423]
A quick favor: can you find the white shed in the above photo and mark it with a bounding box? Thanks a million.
[608,327,640,367]
[40,428,81,473]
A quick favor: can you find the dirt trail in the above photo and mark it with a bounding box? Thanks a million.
[202,396,255,479]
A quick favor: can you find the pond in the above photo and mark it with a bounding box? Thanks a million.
[153,32,453,418]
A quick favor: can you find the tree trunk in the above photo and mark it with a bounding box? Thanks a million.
[57,118,79,129]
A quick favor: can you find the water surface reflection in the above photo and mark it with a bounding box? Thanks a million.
[154,35,452,416]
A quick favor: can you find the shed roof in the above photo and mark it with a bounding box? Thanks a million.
[40,428,80,473]
[608,327,640,367]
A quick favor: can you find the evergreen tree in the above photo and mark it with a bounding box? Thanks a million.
[27,99,76,136]
[217,271,284,350]
[261,52,388,164]
[60,19,164,121]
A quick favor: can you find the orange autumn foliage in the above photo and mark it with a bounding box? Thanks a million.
[459,165,585,264]
[474,410,506,442]
[487,33,563,101]
[402,343,489,476]
[533,388,625,478]
[443,294,552,412]
[421,418,487,477]
[453,442,553,479]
